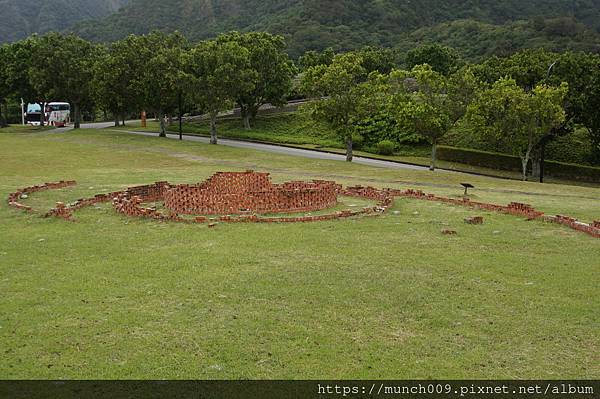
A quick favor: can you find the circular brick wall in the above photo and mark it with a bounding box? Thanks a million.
[163,172,339,215]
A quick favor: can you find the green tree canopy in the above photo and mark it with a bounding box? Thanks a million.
[388,64,479,170]
[548,52,600,162]
[219,32,296,129]
[28,33,101,128]
[188,39,256,144]
[467,78,568,180]
[134,31,189,137]
[302,52,367,162]
[405,44,461,75]
[0,45,10,127]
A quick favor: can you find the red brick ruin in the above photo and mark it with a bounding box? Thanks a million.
[6,171,600,238]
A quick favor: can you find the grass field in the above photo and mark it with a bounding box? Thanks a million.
[1,126,599,379]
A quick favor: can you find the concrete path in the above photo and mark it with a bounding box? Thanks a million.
[124,130,428,171]
[58,121,428,171]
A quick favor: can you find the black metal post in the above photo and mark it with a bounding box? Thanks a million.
[178,91,183,141]
[539,143,545,183]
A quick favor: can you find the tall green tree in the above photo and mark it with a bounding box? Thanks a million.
[0,45,10,127]
[188,40,255,145]
[28,33,100,129]
[388,65,479,171]
[6,37,46,126]
[472,49,557,90]
[134,32,189,137]
[302,52,367,162]
[548,52,600,163]
[220,32,296,129]
[467,78,568,180]
[356,46,397,74]
[92,37,144,127]
[406,44,461,75]
[298,48,335,70]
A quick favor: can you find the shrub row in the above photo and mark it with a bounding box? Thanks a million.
[436,146,600,182]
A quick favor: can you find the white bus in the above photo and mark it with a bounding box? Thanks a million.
[26,102,70,127]
[46,102,71,127]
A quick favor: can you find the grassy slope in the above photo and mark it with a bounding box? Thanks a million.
[114,115,600,185]
[1,127,599,379]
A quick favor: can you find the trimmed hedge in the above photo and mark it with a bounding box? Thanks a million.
[377,140,396,155]
[437,146,600,183]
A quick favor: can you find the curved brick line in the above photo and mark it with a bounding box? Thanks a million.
[381,187,600,239]
[7,180,77,214]
[7,176,599,237]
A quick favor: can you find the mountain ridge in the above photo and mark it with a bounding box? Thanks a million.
[0,0,130,42]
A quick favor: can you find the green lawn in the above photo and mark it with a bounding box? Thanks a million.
[1,127,599,379]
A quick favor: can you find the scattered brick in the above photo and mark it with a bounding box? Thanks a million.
[464,216,484,225]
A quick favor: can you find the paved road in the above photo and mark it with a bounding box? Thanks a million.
[59,121,428,171]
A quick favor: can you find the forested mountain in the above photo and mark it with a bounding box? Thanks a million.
[69,0,600,58]
[3,0,600,60]
[0,0,129,42]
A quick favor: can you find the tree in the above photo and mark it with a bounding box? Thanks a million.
[188,40,255,144]
[548,52,600,163]
[356,46,397,74]
[92,37,145,127]
[467,78,568,180]
[388,65,479,171]
[28,33,100,129]
[0,45,10,127]
[135,32,189,137]
[406,44,461,75]
[302,52,367,162]
[298,48,335,70]
[219,32,296,129]
[472,48,557,90]
[5,37,46,127]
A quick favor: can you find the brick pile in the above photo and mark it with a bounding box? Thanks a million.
[465,216,484,225]
[45,202,74,221]
[111,172,390,224]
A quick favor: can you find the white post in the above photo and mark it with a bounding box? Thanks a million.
[21,98,25,125]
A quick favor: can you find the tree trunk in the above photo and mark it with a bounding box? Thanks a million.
[158,109,166,137]
[0,103,7,128]
[210,111,218,145]
[590,130,600,164]
[167,114,173,126]
[73,103,81,129]
[39,102,45,127]
[521,155,530,181]
[114,114,120,127]
[122,114,125,126]
[240,105,251,130]
[345,135,353,162]
[429,138,438,171]
[243,114,251,130]
[530,148,541,179]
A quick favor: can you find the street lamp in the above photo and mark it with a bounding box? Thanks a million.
[539,60,559,183]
